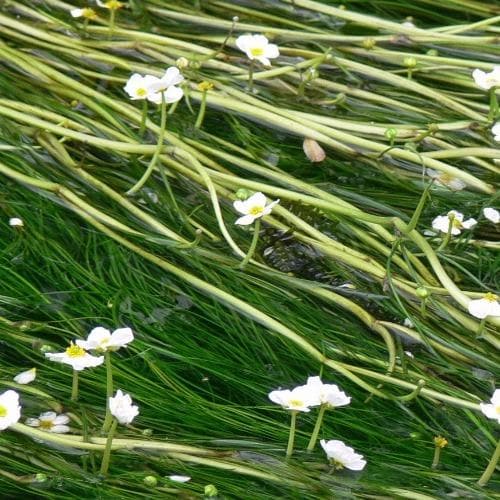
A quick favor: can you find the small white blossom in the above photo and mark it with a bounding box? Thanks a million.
[124,73,162,101]
[472,66,500,90]
[427,169,466,191]
[320,439,366,471]
[483,207,499,224]
[96,0,124,9]
[76,326,133,353]
[168,475,191,483]
[302,376,351,408]
[233,192,279,225]
[0,390,21,430]
[268,385,320,412]
[45,343,104,371]
[493,122,500,142]
[404,351,414,359]
[13,368,36,385]
[109,389,139,424]
[403,318,414,328]
[480,389,500,424]
[9,217,23,227]
[468,293,500,319]
[235,34,279,66]
[146,67,184,105]
[26,412,70,433]
[431,210,477,235]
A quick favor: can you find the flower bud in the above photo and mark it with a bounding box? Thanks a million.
[434,436,448,448]
[303,138,326,162]
[416,287,430,299]
[404,56,417,68]
[235,188,252,200]
[197,81,214,92]
[142,428,153,437]
[362,38,376,50]
[34,473,48,483]
[39,344,54,354]
[204,484,219,497]
[384,127,397,141]
[176,57,189,69]
[143,475,158,487]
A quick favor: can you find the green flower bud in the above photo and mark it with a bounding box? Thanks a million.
[39,344,54,354]
[384,128,397,141]
[143,475,158,487]
[416,287,430,299]
[235,188,252,200]
[142,428,153,437]
[204,484,219,497]
[34,473,48,483]
[403,57,417,69]
[362,38,376,50]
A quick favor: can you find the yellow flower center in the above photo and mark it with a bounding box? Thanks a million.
[249,206,264,216]
[39,420,54,430]
[332,459,344,470]
[250,47,264,57]
[495,406,500,415]
[105,0,124,9]
[289,399,303,407]
[484,292,498,303]
[136,88,147,97]
[65,343,86,358]
[451,218,462,229]
[197,81,214,92]
[434,436,448,448]
[0,405,7,417]
[82,8,97,19]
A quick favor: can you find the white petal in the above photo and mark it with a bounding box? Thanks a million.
[162,85,184,104]
[71,8,84,18]
[39,412,57,421]
[160,67,184,87]
[233,199,250,215]
[13,368,36,385]
[483,207,500,223]
[235,214,256,225]
[490,389,500,406]
[257,56,271,67]
[87,327,112,346]
[168,475,191,483]
[235,35,254,53]
[461,218,477,229]
[264,44,280,59]
[53,414,70,425]
[110,327,134,347]
[9,217,23,227]
[25,418,40,427]
[247,192,267,207]
[51,425,70,433]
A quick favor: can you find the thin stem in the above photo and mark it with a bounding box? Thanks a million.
[127,94,167,195]
[101,351,114,433]
[100,418,118,476]
[405,181,433,233]
[476,317,487,338]
[248,59,255,93]
[286,411,298,459]
[239,218,261,269]
[431,446,441,469]
[437,214,455,252]
[71,370,79,402]
[108,9,116,40]
[194,90,208,129]
[488,88,499,122]
[306,404,327,452]
[139,99,148,138]
[478,438,500,487]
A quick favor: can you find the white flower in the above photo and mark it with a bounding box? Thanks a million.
[0,390,21,430]
[109,389,139,424]
[124,73,161,101]
[431,210,477,235]
[13,368,36,385]
[472,66,500,90]
[468,293,500,319]
[146,67,184,105]
[268,385,320,412]
[303,376,351,408]
[493,122,500,142]
[233,192,279,225]
[26,412,70,433]
[401,21,415,28]
[480,389,500,424]
[235,34,279,66]
[71,7,97,19]
[76,326,133,352]
[403,318,414,328]
[45,343,104,371]
[168,475,191,483]
[9,217,23,227]
[427,169,466,191]
[483,207,499,224]
[320,439,367,471]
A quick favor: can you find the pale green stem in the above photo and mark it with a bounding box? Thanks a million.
[248,59,255,92]
[306,404,327,452]
[108,9,116,40]
[71,370,79,402]
[476,317,487,338]
[100,418,118,476]
[194,90,208,129]
[286,411,298,459]
[488,88,499,121]
[139,99,148,137]
[437,213,455,252]
[239,219,261,269]
[431,445,442,469]
[127,94,167,195]
[101,351,114,433]
[478,438,500,487]
[405,181,433,233]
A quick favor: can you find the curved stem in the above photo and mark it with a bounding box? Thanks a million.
[306,404,327,452]
[239,219,261,269]
[194,90,208,129]
[478,438,500,487]
[286,411,298,459]
[127,95,168,195]
[139,99,148,137]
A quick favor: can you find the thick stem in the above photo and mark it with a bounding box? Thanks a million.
[405,181,433,233]
[488,88,498,122]
[139,99,148,137]
[71,370,79,402]
[286,411,298,459]
[248,59,255,93]
[127,94,168,195]
[108,9,116,40]
[478,438,500,487]
[306,404,327,452]
[100,418,118,476]
[101,351,114,433]
[239,218,261,269]
[431,446,441,469]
